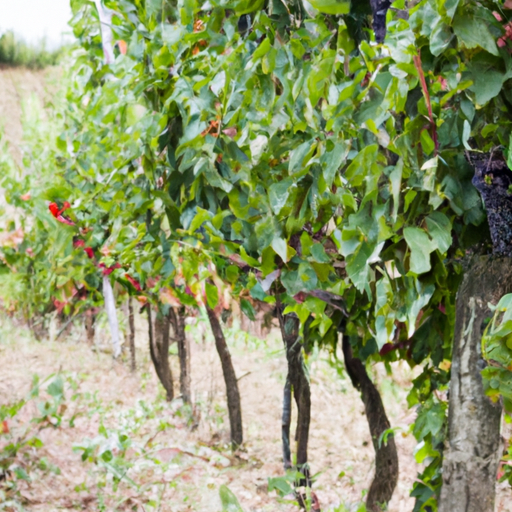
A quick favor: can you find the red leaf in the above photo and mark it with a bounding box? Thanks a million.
[125,273,142,291]
[222,127,237,139]
[56,214,75,226]
[53,299,66,314]
[49,202,60,218]
[117,40,128,54]
[293,292,307,304]
[49,202,74,225]
[379,343,395,356]
[99,262,121,276]
[146,276,160,288]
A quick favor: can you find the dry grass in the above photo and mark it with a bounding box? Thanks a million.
[0,66,61,163]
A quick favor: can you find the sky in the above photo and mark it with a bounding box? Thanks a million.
[0,0,73,48]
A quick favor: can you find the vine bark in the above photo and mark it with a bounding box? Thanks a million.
[147,305,174,401]
[128,298,136,372]
[342,336,398,511]
[169,307,191,403]
[85,311,95,346]
[206,305,243,448]
[439,256,512,512]
[277,305,311,484]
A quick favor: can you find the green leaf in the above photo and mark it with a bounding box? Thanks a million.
[240,299,256,321]
[14,467,30,481]
[250,282,267,301]
[189,207,211,233]
[272,237,289,262]
[281,269,302,295]
[310,262,330,282]
[268,179,293,215]
[321,140,349,187]
[268,475,294,496]
[162,24,185,47]
[180,114,207,144]
[205,282,219,309]
[345,145,378,187]
[251,38,271,62]
[298,263,318,291]
[289,140,315,175]
[420,129,435,156]
[101,450,113,462]
[460,97,475,122]
[308,0,350,15]
[204,164,233,193]
[47,376,64,399]
[453,13,499,56]
[227,0,265,15]
[509,133,512,171]
[444,0,460,19]
[429,21,453,56]
[425,212,452,253]
[492,320,512,338]
[219,484,245,512]
[240,247,260,267]
[345,241,374,293]
[255,216,276,250]
[403,227,437,274]
[468,65,505,106]
[310,243,330,263]
[414,401,446,439]
[389,160,402,222]
[405,281,435,338]
[462,119,471,150]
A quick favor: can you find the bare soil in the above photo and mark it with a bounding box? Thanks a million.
[0,313,424,512]
[0,66,60,162]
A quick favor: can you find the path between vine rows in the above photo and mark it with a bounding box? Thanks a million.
[0,315,413,511]
[0,66,58,163]
[0,314,508,512]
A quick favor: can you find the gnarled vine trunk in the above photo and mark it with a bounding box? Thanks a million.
[438,256,512,512]
[206,306,243,448]
[85,311,95,345]
[169,307,191,403]
[282,377,292,469]
[342,336,398,511]
[147,305,174,401]
[277,307,311,484]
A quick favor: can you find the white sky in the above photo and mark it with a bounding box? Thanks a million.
[0,0,73,48]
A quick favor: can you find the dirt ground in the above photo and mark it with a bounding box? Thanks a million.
[0,312,509,512]
[0,66,59,162]
[0,312,418,512]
